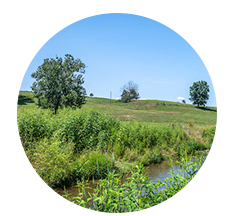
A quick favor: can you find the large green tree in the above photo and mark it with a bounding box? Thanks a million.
[31,54,86,114]
[189,80,210,107]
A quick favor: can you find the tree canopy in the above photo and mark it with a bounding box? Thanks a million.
[120,81,140,103]
[189,80,210,107]
[31,54,86,114]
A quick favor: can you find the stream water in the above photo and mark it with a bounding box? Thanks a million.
[56,158,188,197]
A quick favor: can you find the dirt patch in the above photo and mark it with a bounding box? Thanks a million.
[131,101,163,108]
[146,110,178,114]
[116,114,134,118]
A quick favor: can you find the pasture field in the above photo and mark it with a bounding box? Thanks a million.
[17,90,216,211]
[18,91,216,127]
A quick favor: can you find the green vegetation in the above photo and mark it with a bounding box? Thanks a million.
[120,81,140,103]
[17,91,215,190]
[18,91,216,126]
[189,80,210,107]
[31,54,86,114]
[63,154,206,212]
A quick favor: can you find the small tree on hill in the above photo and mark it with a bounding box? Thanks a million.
[189,80,209,107]
[120,81,140,103]
[90,93,94,97]
[31,54,86,114]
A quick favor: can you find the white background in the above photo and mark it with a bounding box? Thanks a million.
[0,0,234,215]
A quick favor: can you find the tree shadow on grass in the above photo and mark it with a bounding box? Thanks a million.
[195,106,217,112]
[18,95,34,105]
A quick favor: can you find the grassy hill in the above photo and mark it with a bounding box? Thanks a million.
[18,91,216,127]
[18,91,216,190]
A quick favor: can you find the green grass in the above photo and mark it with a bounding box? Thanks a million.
[18,91,216,127]
[17,91,215,189]
[17,91,215,211]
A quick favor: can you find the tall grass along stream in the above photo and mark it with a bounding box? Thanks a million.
[60,154,207,212]
[17,105,214,212]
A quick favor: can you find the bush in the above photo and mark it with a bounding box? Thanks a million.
[17,109,51,148]
[31,138,74,188]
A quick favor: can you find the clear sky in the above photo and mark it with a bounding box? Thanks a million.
[20,13,216,107]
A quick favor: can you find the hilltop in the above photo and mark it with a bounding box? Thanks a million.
[18,91,216,127]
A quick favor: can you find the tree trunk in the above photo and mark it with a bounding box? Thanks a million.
[54,106,58,115]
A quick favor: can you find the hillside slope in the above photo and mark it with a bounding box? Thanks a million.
[18,91,216,127]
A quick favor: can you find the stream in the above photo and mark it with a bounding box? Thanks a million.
[56,157,198,198]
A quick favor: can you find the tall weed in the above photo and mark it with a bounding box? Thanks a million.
[17,109,51,148]
[202,126,216,147]
[78,151,113,180]
[31,137,74,188]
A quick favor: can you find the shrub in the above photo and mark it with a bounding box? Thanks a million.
[31,138,74,188]
[17,109,51,148]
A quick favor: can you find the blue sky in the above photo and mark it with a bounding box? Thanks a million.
[20,13,216,107]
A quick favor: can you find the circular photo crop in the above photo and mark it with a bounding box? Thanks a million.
[17,13,216,213]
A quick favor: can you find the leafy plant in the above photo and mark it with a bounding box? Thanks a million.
[67,154,206,212]
[32,137,74,188]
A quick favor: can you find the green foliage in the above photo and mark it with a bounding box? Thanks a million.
[189,80,210,107]
[175,140,206,156]
[31,54,86,114]
[58,110,120,152]
[120,81,140,103]
[18,91,217,127]
[17,109,51,148]
[140,150,164,166]
[18,107,212,190]
[31,137,74,188]
[78,151,113,180]
[68,154,206,212]
[202,126,216,146]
